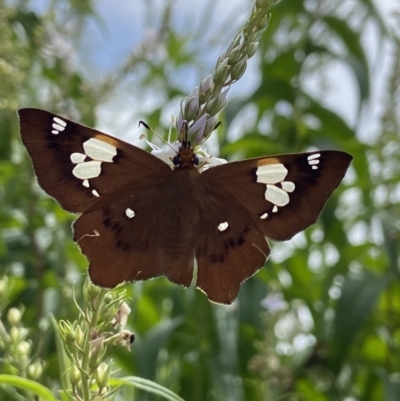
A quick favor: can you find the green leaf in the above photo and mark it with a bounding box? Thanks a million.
[324,16,370,105]
[112,376,186,401]
[0,375,58,401]
[133,317,183,379]
[329,272,389,373]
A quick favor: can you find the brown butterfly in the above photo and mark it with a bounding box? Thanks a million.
[18,108,352,304]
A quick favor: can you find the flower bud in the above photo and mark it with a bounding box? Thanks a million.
[75,326,85,348]
[247,42,259,58]
[199,75,214,104]
[230,56,248,80]
[17,341,30,357]
[7,308,22,325]
[257,14,270,30]
[28,361,44,380]
[205,87,229,116]
[183,88,199,121]
[70,366,81,386]
[215,53,227,68]
[213,60,230,86]
[89,338,106,370]
[95,362,111,390]
[10,326,21,343]
[228,45,243,65]
[203,116,217,139]
[189,114,208,145]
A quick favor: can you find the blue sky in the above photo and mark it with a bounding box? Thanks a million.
[36,0,398,145]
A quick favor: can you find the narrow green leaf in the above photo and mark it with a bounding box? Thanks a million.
[330,272,389,373]
[112,376,186,401]
[0,375,58,401]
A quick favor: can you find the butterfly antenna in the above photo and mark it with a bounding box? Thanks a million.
[138,121,178,153]
[178,120,189,145]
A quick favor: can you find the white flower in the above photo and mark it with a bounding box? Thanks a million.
[149,141,228,172]
[149,141,181,168]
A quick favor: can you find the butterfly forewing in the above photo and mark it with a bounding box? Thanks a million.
[18,108,170,213]
[203,150,352,241]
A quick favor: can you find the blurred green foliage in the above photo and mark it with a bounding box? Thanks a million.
[0,0,399,400]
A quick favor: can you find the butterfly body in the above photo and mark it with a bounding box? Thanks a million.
[19,108,352,304]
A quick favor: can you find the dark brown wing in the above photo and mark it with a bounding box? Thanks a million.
[19,108,196,290]
[192,151,352,304]
[203,150,352,241]
[192,179,271,304]
[18,108,170,213]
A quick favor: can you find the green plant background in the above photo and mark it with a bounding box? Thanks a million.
[1,0,399,400]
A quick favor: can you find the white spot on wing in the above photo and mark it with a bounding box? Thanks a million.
[256,164,288,184]
[308,154,321,170]
[272,205,278,213]
[218,222,229,232]
[92,189,100,197]
[82,180,89,188]
[53,117,67,127]
[307,153,321,161]
[126,208,135,219]
[72,160,102,179]
[281,181,295,192]
[52,123,65,131]
[70,152,87,163]
[83,138,117,162]
[51,130,59,135]
[260,213,268,219]
[265,185,290,206]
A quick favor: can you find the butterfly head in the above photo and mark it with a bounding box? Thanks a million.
[172,140,200,168]
[172,120,200,169]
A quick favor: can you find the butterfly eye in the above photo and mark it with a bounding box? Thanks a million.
[193,156,199,166]
[172,154,180,166]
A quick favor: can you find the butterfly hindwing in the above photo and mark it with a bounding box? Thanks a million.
[192,182,271,303]
[73,167,201,290]
[18,108,170,213]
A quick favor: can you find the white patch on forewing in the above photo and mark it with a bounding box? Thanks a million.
[70,152,87,163]
[73,161,102,179]
[218,222,229,232]
[126,208,135,219]
[256,163,296,211]
[53,117,67,127]
[265,185,290,206]
[307,153,320,161]
[51,117,67,135]
[308,153,321,169]
[83,138,117,162]
[281,181,295,192]
[256,164,288,184]
[52,123,65,131]
[70,137,118,191]
[92,189,100,197]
